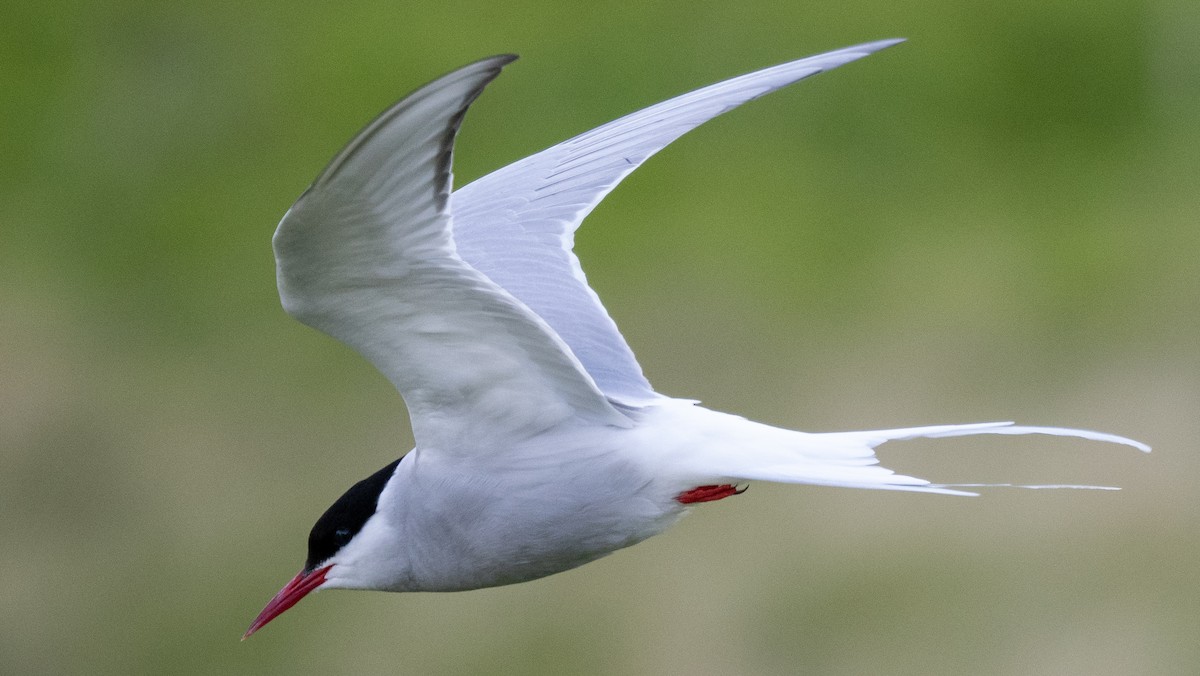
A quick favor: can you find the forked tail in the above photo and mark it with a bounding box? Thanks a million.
[661,405,1150,497]
[789,421,1150,495]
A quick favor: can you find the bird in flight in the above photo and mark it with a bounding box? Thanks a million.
[244,39,1147,638]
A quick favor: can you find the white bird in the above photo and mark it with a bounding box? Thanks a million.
[244,39,1148,638]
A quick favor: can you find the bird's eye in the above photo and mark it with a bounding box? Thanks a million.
[335,527,351,544]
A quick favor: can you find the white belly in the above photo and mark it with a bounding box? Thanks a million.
[386,428,687,591]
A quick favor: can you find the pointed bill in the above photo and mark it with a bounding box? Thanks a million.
[243,565,332,639]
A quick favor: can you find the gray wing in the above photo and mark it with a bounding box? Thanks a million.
[451,39,904,406]
[274,55,630,454]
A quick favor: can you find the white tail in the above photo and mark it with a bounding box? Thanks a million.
[643,403,1149,497]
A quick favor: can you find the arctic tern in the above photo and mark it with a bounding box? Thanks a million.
[244,39,1148,638]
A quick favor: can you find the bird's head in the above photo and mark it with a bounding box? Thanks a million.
[243,458,402,639]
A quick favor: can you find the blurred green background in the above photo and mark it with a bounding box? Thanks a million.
[3,0,1197,674]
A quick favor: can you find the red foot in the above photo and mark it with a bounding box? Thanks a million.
[676,484,746,504]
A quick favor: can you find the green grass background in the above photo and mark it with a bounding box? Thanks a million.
[3,1,1197,674]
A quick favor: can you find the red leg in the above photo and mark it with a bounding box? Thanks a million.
[676,484,746,504]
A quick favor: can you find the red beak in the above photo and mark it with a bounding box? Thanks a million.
[242,564,332,639]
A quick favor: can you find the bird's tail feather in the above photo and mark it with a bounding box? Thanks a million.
[670,409,1149,497]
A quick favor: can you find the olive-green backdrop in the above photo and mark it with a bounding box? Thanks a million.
[3,1,1196,674]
